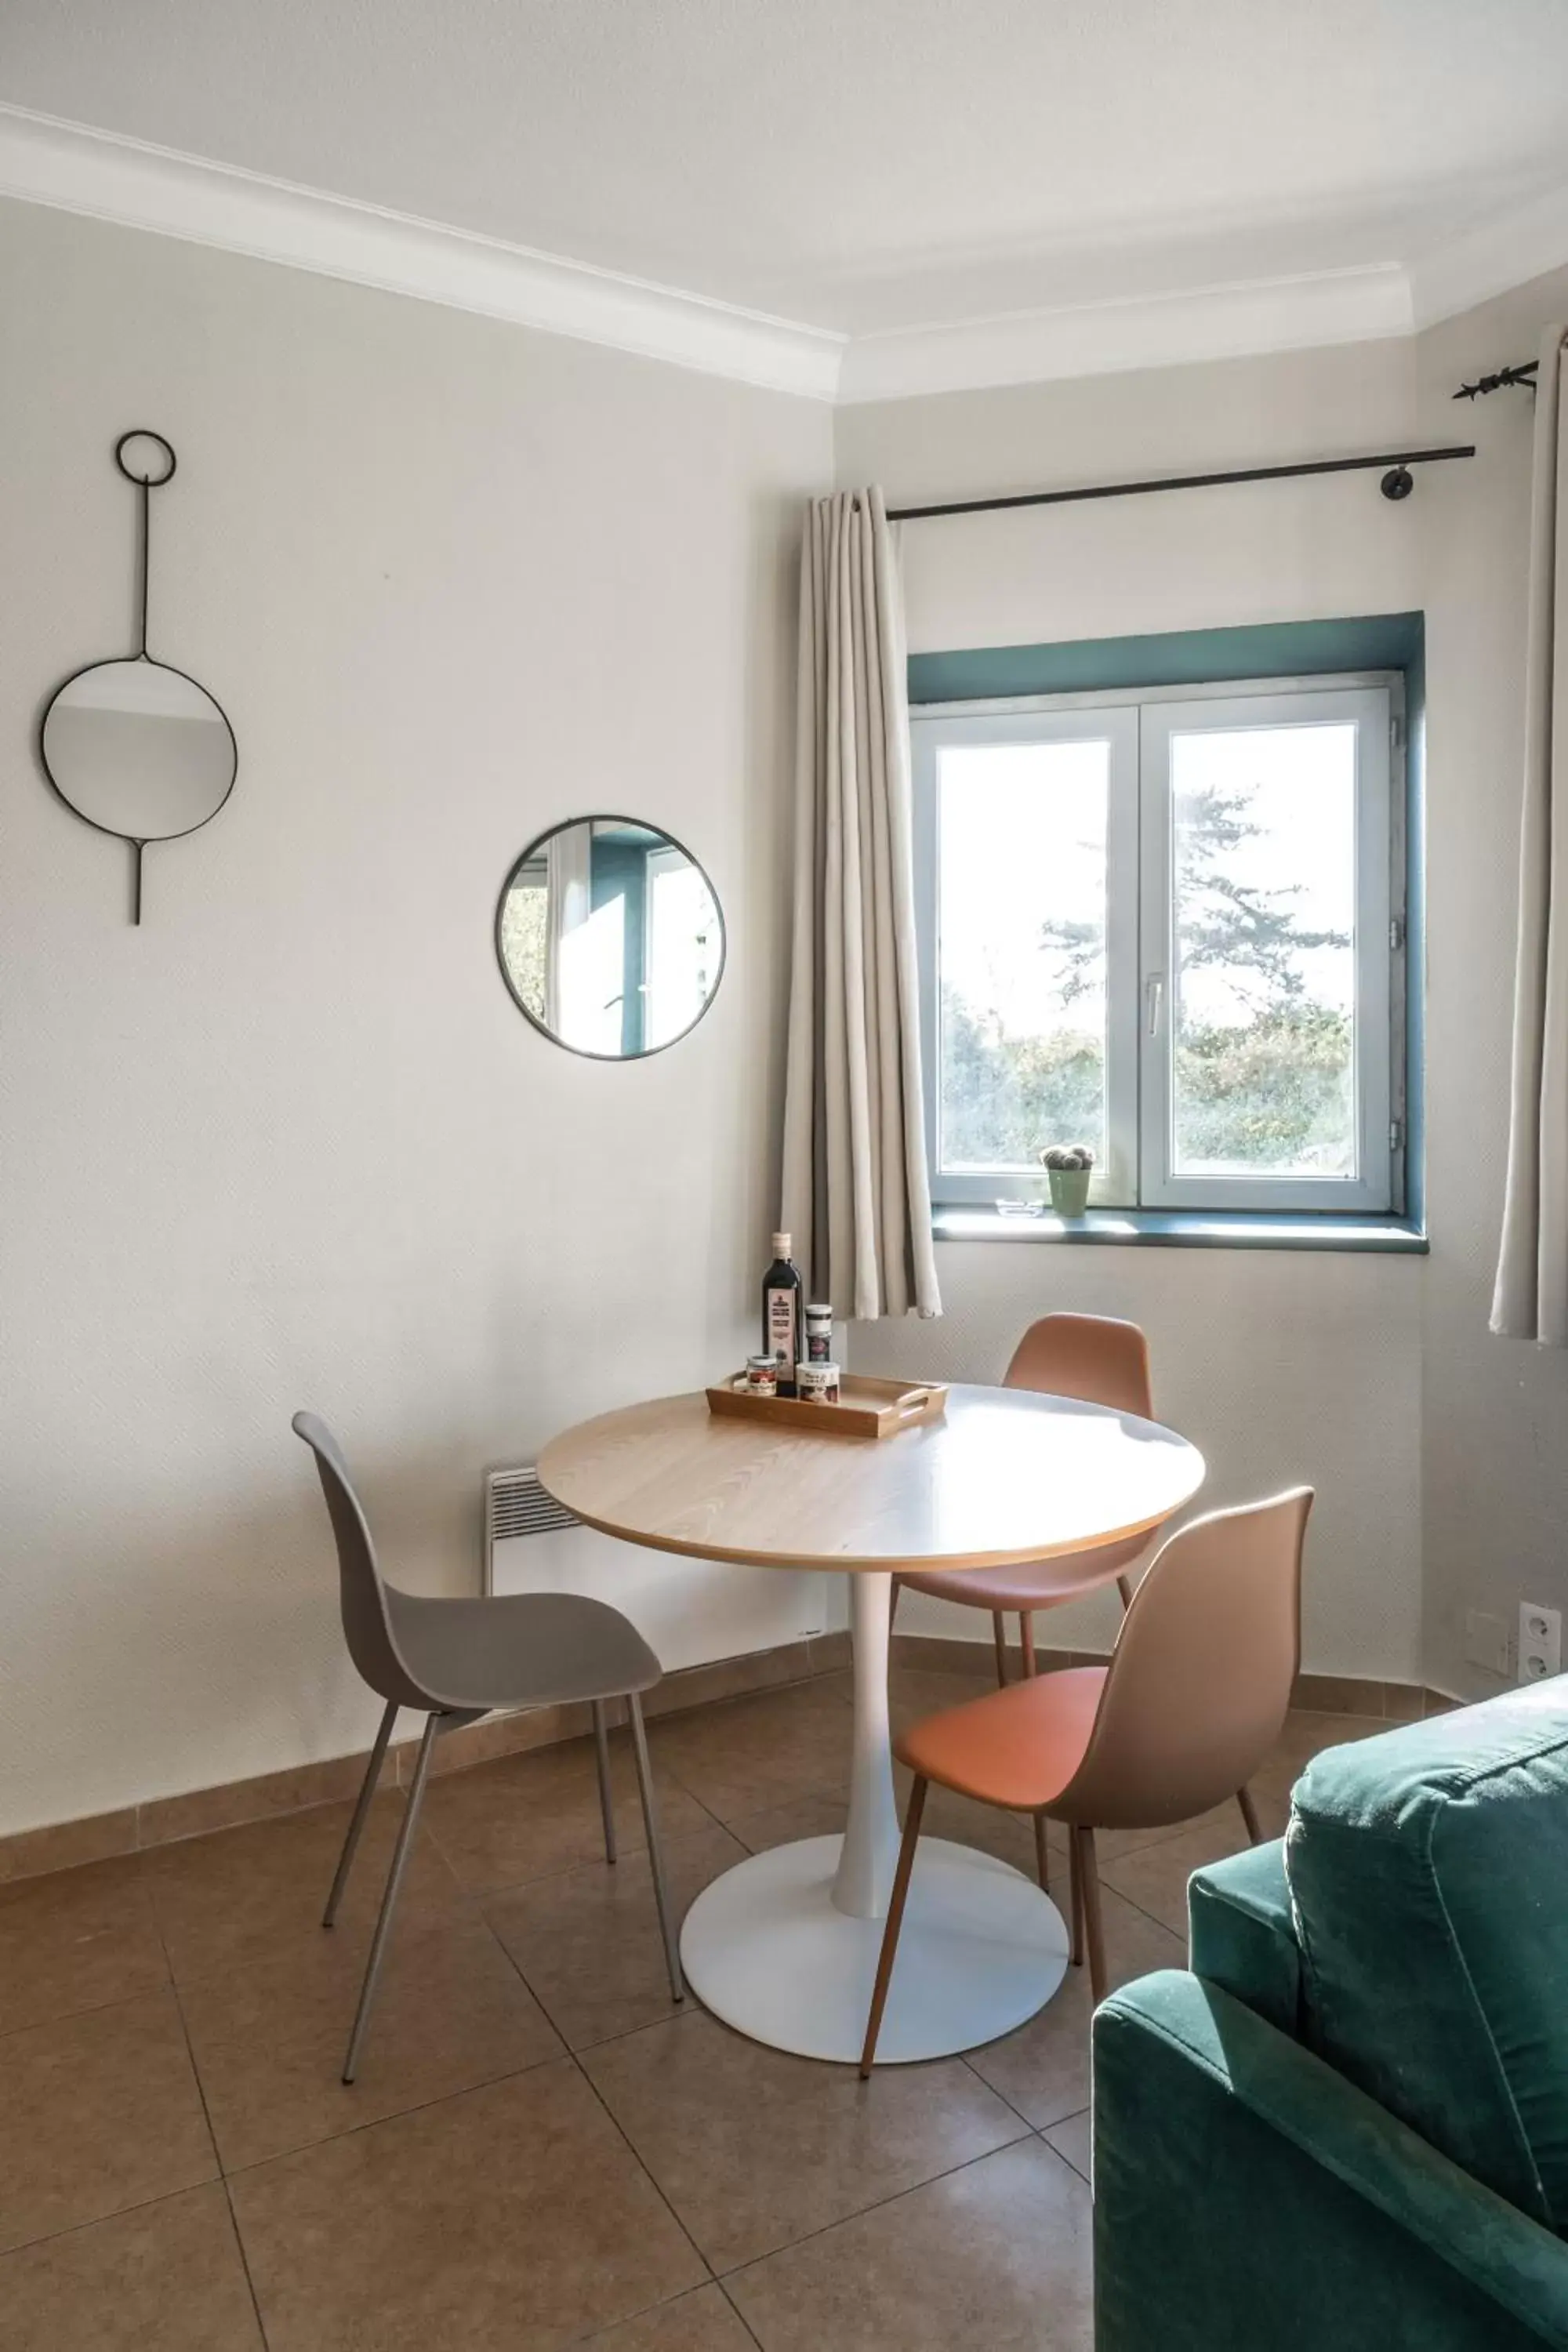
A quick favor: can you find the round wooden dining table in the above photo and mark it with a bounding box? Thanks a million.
[537,1382,1204,2064]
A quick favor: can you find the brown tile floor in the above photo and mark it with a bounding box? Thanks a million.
[0,1674,1378,2350]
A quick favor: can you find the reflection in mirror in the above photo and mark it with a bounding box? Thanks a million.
[497,818,724,1058]
[42,659,237,840]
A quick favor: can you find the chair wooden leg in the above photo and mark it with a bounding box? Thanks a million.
[1074,1825,1107,2005]
[1237,1784,1263,1846]
[1019,1612,1037,1677]
[1068,1828,1084,1966]
[859,1776,927,2078]
[1116,1574,1134,1611]
[993,1612,1008,1688]
[1032,1809,1050,1895]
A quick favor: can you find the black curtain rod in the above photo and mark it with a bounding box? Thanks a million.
[1454,360,1537,401]
[886,444,1475,524]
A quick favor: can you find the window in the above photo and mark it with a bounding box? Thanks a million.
[912,674,1404,1218]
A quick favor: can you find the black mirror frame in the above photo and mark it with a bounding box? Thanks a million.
[37,430,238,924]
[494,812,727,1062]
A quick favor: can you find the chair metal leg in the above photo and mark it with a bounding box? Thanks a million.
[1237,1784,1263,1845]
[626,1691,683,2005]
[323,1699,397,1929]
[1019,1612,1038,1676]
[341,1711,439,2085]
[859,1774,927,2077]
[993,1611,1008,1688]
[591,1699,618,1865]
[1074,1825,1107,2005]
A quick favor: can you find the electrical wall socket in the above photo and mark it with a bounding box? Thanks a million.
[1465,1610,1511,1679]
[1519,1602,1563,1685]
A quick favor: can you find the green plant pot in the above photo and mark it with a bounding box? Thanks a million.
[1047,1167,1093,1218]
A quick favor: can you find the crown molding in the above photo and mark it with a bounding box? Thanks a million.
[1408,177,1568,329]
[837,264,1414,403]
[5,102,1568,407]
[0,103,845,401]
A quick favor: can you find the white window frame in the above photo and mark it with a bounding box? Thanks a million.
[911,671,1406,1219]
[911,703,1141,1207]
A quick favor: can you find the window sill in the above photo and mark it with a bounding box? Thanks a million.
[931,1206,1428,1254]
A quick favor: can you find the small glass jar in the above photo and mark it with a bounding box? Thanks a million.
[745,1355,779,1397]
[797,1359,841,1404]
[804,1304,833,1363]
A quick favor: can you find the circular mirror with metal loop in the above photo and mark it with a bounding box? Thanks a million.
[40,432,238,924]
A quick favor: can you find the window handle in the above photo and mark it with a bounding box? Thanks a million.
[1145,974,1165,1036]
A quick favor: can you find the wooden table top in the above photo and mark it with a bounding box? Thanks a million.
[536,1384,1205,1574]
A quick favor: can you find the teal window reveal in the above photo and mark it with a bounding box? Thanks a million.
[909,621,1421,1223]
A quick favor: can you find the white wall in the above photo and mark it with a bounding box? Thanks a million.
[0,198,832,1838]
[836,341,1428,1675]
[7,188,1565,1841]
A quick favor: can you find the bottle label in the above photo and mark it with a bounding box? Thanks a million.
[766,1288,797,1368]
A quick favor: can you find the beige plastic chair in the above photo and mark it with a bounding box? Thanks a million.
[893,1314,1163,1684]
[862,1487,1313,2071]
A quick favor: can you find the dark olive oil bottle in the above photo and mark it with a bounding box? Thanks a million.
[761,1232,803,1396]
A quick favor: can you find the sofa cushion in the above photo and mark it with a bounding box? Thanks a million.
[1287,1686,1568,2231]
[1189,1839,1301,2038]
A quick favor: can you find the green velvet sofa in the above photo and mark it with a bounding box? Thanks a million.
[1093,1685,1568,2350]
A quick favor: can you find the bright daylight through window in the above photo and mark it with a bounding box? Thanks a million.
[912,677,1403,1219]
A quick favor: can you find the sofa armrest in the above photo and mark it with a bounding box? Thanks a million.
[1094,1971,1568,2352]
[1188,1835,1301,2035]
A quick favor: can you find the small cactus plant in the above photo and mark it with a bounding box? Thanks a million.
[1039,1145,1095,1173]
[1039,1143,1094,1215]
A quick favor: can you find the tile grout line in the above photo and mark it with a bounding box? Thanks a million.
[216,2049,575,2187]
[0,2177,258,2267]
[954,2049,1043,2134]
[568,2045,720,2288]
[143,1877,274,2350]
[715,2278,769,2350]
[568,2280,765,2351]
[1038,2107,1093,2184]
[160,1876,705,2349]
[470,1870,720,2296]
[712,2122,1065,2288]
[152,1860,565,2186]
[0,1975,184,2052]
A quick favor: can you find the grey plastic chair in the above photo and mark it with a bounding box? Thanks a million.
[292,1410,683,2082]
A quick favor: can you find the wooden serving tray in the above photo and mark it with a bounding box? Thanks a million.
[706,1373,949,1441]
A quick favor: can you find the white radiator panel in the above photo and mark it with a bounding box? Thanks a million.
[486,1472,825,1671]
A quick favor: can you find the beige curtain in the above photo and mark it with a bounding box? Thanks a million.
[1493,324,1568,1341]
[780,488,941,1322]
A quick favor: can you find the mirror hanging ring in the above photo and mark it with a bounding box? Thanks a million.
[39,431,238,924]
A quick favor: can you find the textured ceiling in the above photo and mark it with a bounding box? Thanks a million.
[3,0,1568,336]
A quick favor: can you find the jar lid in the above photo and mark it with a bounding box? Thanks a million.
[746,1353,778,1369]
[797,1359,840,1377]
[805,1303,832,1316]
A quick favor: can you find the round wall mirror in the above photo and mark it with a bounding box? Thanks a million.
[42,659,237,842]
[496,816,725,1058]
